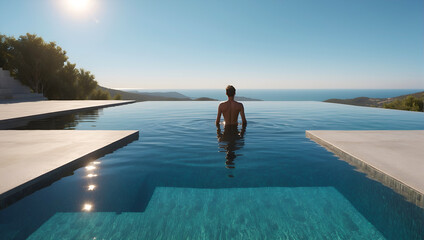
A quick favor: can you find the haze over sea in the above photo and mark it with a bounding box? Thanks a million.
[129,89,424,101]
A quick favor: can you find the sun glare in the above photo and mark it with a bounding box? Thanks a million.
[82,203,93,211]
[85,165,96,171]
[65,0,92,13]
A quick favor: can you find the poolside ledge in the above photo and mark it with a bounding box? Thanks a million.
[0,130,139,208]
[306,130,424,207]
[0,100,135,129]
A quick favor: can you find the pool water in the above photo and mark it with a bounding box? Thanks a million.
[1,101,424,239]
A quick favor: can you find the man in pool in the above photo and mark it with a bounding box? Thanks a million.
[216,85,247,126]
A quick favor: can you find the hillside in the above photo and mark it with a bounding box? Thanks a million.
[324,91,424,111]
[99,87,192,101]
[192,96,262,101]
[324,97,387,107]
[101,87,262,102]
[135,91,191,100]
[193,97,218,101]
[235,96,262,101]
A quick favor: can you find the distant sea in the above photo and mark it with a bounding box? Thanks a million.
[127,89,424,101]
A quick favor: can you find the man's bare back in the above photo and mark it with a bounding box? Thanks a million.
[216,85,247,126]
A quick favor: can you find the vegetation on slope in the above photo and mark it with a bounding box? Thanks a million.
[0,33,263,102]
[324,97,386,107]
[0,33,120,100]
[383,95,423,112]
[136,91,191,100]
[325,91,424,112]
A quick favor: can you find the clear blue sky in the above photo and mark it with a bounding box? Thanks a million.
[1,0,423,89]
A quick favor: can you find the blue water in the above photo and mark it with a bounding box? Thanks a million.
[1,102,424,239]
[131,89,424,101]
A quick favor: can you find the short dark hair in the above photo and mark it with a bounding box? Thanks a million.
[226,85,236,97]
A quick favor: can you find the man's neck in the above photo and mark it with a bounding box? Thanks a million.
[227,96,234,101]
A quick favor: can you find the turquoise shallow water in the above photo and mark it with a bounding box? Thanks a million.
[29,187,384,239]
[1,101,424,239]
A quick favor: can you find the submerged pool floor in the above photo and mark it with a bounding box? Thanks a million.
[1,101,423,239]
[29,187,383,240]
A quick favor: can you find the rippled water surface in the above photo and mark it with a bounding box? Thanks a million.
[1,102,424,239]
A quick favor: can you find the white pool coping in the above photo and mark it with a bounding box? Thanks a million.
[0,100,135,129]
[306,130,424,207]
[0,130,139,208]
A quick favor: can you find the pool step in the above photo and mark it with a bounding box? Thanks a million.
[28,187,384,240]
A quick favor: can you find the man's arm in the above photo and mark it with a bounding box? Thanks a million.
[216,104,222,126]
[240,104,247,125]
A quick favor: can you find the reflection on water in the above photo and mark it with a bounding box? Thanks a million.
[217,124,246,177]
[82,161,100,212]
[14,109,100,130]
[85,166,96,171]
[82,203,93,212]
[1,102,424,239]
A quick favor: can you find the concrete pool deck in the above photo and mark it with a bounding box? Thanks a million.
[306,130,424,207]
[0,100,135,129]
[0,130,139,208]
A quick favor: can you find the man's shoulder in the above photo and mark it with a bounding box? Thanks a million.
[220,100,243,107]
[218,101,228,109]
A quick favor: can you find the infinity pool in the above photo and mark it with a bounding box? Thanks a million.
[1,101,424,239]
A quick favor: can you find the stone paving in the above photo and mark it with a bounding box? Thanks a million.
[0,100,134,129]
[306,130,424,207]
[0,130,139,207]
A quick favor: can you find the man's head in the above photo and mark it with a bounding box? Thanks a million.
[226,85,236,97]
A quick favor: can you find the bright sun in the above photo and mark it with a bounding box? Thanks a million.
[65,0,92,13]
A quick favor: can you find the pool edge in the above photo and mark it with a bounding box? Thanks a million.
[0,130,139,209]
[305,130,424,208]
[0,100,136,129]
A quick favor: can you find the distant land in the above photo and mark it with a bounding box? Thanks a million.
[324,91,424,111]
[101,86,422,111]
[132,91,191,100]
[193,96,263,101]
[100,87,187,101]
[115,89,424,101]
[100,87,262,101]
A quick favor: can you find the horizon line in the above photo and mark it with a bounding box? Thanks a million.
[112,87,424,91]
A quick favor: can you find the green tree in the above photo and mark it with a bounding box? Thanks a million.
[0,34,12,69]
[45,62,78,99]
[113,94,122,100]
[76,69,98,99]
[384,96,423,112]
[1,33,113,100]
[90,88,111,100]
[8,33,68,94]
